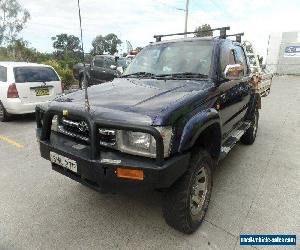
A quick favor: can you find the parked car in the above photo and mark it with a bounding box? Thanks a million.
[36,28,261,234]
[0,62,62,122]
[73,55,126,88]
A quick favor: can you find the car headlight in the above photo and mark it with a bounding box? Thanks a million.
[118,127,173,158]
[99,127,173,158]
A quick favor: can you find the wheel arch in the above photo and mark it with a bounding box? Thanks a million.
[178,109,222,159]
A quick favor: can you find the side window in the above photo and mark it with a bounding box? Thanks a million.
[0,66,7,82]
[234,46,248,75]
[220,43,236,73]
[103,58,114,68]
[94,58,104,67]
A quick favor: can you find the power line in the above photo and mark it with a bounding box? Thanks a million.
[207,0,235,19]
[155,0,185,12]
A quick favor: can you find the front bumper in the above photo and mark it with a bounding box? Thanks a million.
[38,130,190,191]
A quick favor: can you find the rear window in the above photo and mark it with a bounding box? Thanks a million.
[13,66,59,83]
[94,57,115,68]
[0,66,7,82]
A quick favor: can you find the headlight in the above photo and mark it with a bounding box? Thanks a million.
[118,127,173,158]
[99,127,173,158]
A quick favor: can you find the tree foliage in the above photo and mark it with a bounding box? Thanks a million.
[194,24,213,37]
[0,38,51,62]
[91,33,122,55]
[52,33,81,53]
[51,33,82,69]
[0,0,30,45]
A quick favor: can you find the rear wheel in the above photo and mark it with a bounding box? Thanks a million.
[241,110,259,145]
[0,102,9,122]
[162,150,213,234]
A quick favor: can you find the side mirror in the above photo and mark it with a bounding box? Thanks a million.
[110,65,117,70]
[224,64,244,80]
[116,66,123,74]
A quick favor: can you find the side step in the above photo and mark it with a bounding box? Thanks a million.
[220,122,251,160]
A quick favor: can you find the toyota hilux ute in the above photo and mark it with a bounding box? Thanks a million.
[35,27,261,234]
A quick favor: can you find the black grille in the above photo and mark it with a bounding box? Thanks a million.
[98,129,116,147]
[58,117,90,143]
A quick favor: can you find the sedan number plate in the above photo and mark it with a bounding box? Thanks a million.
[50,151,77,173]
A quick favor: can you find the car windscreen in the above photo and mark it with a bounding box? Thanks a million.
[0,66,7,82]
[124,40,213,76]
[13,66,59,83]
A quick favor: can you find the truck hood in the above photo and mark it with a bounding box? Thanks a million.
[53,78,213,125]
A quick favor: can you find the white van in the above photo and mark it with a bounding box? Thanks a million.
[0,62,63,121]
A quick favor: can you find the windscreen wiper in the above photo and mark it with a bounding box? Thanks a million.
[156,72,208,79]
[121,72,156,78]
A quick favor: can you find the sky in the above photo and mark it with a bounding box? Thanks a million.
[18,0,300,59]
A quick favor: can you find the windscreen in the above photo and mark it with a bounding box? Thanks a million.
[124,40,212,76]
[0,66,7,82]
[14,66,59,83]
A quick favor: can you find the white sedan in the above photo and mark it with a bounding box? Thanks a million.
[0,62,63,122]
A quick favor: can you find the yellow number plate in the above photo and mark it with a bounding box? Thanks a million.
[35,88,49,96]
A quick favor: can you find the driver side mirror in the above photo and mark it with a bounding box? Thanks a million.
[224,64,244,80]
[110,65,117,70]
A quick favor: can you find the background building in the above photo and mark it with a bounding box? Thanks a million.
[266,31,300,74]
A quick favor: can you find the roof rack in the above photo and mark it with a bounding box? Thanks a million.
[225,32,244,43]
[154,26,230,42]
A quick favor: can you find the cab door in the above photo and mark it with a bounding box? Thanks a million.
[218,42,251,139]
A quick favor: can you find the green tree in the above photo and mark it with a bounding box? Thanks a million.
[91,33,122,55]
[0,0,30,45]
[51,33,82,68]
[194,24,213,37]
[52,33,81,54]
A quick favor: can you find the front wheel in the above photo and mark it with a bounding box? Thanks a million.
[162,150,213,234]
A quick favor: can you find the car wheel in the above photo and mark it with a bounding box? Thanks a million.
[241,109,259,145]
[163,149,213,234]
[0,102,9,122]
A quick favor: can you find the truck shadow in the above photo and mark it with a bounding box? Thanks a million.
[6,113,36,123]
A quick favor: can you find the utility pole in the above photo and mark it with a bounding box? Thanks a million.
[184,0,190,37]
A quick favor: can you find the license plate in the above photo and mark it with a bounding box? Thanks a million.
[50,151,77,173]
[35,88,49,96]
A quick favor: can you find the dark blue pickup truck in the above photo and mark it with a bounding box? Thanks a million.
[36,27,260,234]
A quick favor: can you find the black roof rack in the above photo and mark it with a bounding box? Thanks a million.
[225,32,244,43]
[154,26,230,42]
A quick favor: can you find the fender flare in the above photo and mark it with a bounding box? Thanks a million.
[178,108,221,152]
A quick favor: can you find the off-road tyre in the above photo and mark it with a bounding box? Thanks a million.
[241,109,259,145]
[162,149,213,234]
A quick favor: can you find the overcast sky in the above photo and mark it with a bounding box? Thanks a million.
[18,0,299,59]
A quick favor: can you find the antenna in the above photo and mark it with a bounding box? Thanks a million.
[77,0,90,112]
